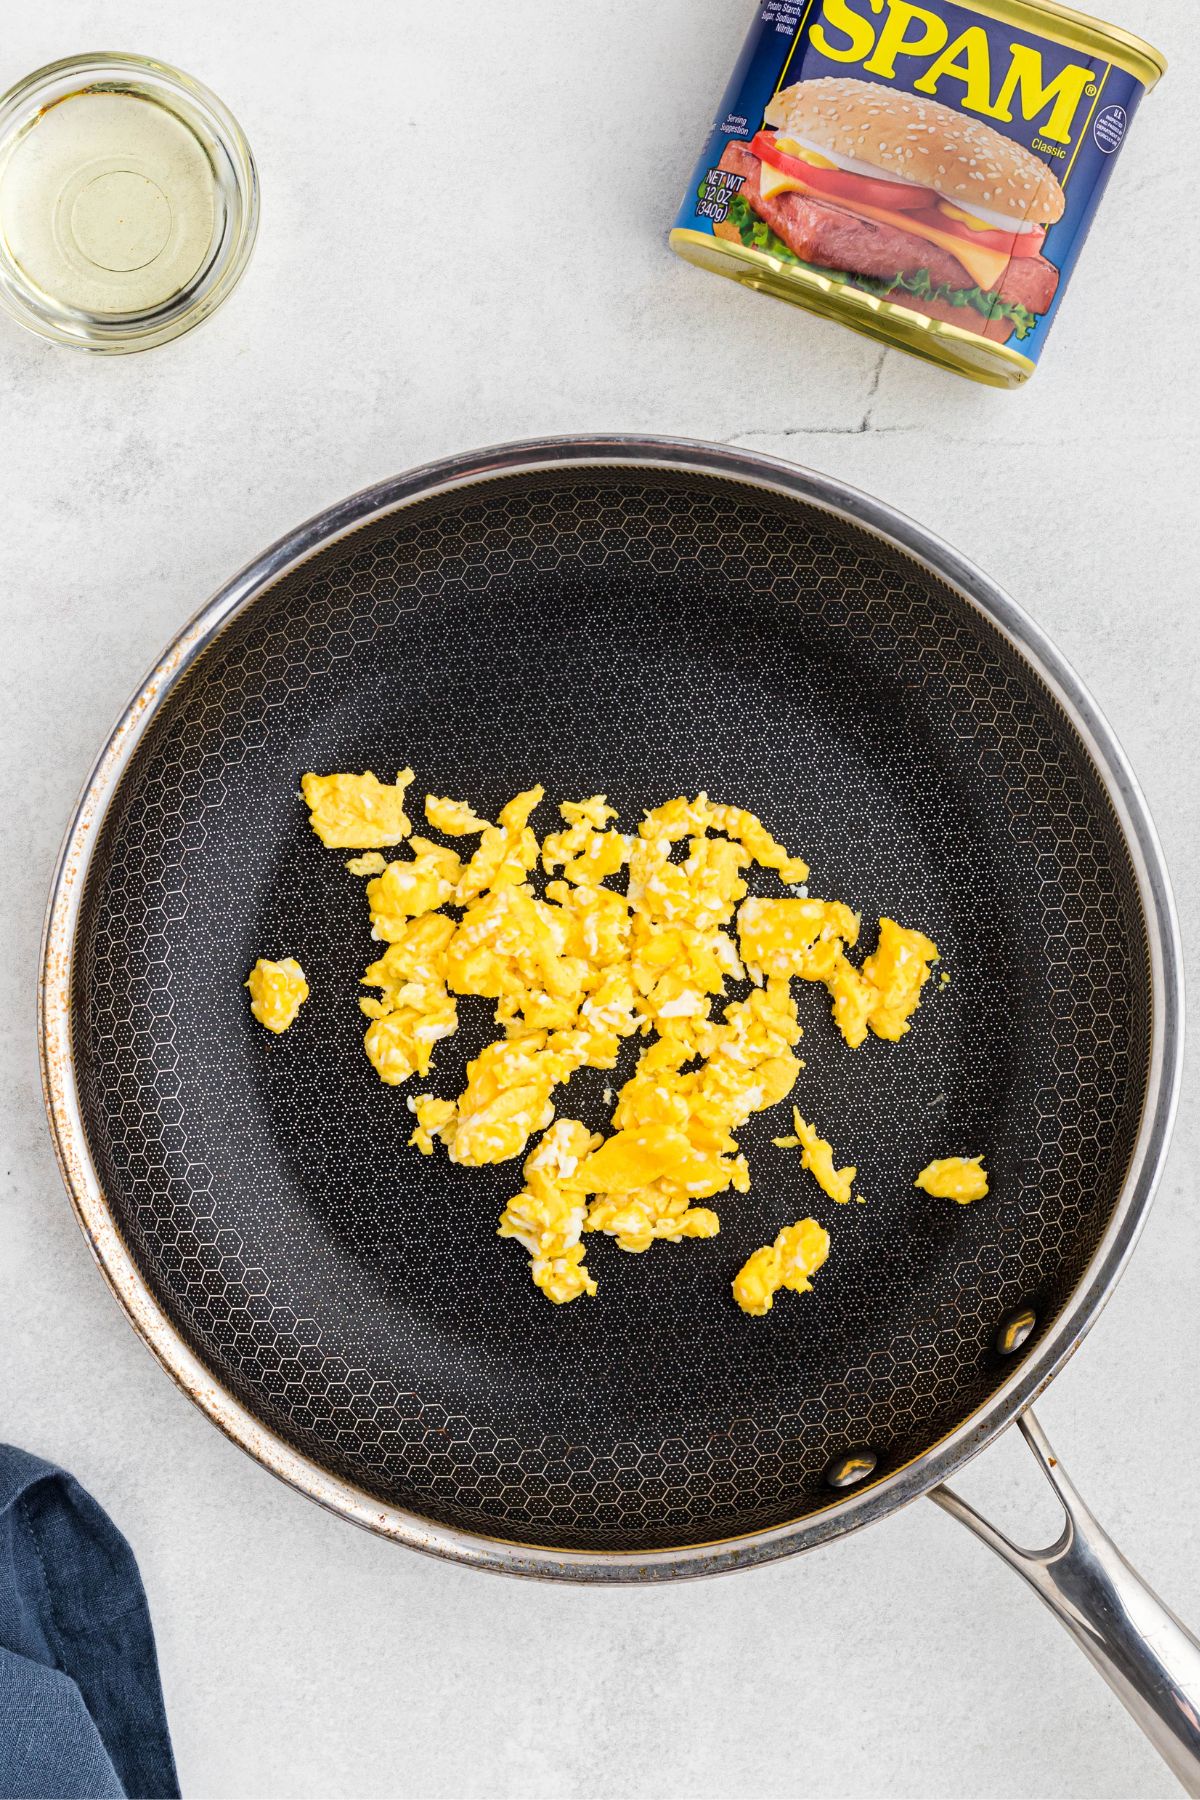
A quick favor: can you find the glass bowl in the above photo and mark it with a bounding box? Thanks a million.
[0,52,258,352]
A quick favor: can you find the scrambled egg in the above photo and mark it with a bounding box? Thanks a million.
[738,902,939,1047]
[245,957,309,1033]
[733,1217,830,1316]
[915,1156,989,1204]
[773,1108,857,1205]
[498,1120,601,1303]
[424,794,490,835]
[300,771,948,1305]
[301,769,415,848]
[862,918,941,1041]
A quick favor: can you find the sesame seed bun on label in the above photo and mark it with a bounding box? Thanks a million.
[763,77,1066,226]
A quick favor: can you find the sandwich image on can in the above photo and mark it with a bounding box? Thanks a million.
[669,0,1165,386]
[715,78,1062,345]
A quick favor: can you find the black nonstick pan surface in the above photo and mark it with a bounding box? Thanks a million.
[44,438,1178,1575]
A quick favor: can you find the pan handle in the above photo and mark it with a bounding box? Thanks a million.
[931,1409,1200,1796]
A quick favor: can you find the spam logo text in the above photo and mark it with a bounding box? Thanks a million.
[810,0,1097,143]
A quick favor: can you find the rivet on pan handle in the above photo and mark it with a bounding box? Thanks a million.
[932,1410,1200,1797]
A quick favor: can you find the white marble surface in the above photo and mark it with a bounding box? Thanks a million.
[2,2,1198,1795]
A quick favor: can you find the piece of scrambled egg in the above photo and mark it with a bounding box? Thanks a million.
[300,772,946,1305]
[733,1218,830,1317]
[773,1108,858,1205]
[739,902,939,1047]
[425,794,490,836]
[915,1156,989,1204]
[246,957,309,1033]
[301,769,415,849]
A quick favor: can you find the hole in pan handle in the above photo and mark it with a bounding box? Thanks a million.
[932,1410,1200,1796]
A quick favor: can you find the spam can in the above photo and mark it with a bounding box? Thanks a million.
[670,0,1165,385]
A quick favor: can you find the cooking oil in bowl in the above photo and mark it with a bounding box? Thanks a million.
[0,54,258,351]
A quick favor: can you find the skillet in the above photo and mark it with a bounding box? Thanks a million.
[40,436,1197,1785]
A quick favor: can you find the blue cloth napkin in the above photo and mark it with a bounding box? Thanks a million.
[0,1446,179,1800]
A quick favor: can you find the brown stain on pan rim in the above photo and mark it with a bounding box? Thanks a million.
[36,433,1185,1580]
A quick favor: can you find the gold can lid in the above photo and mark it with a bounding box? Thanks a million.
[0,53,258,352]
[669,229,1035,389]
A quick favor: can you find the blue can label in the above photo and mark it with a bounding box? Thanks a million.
[672,0,1153,375]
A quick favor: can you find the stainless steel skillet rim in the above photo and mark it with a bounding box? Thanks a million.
[38,433,1184,1583]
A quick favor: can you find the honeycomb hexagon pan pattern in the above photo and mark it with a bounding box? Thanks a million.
[72,469,1149,1551]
